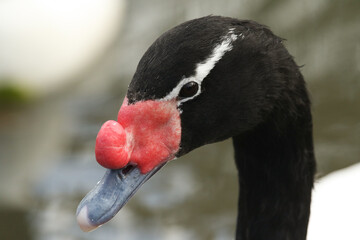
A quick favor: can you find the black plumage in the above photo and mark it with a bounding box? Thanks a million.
[127,16,316,240]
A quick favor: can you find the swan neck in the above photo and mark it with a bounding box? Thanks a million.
[232,118,316,240]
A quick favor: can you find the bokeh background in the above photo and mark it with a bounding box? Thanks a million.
[0,0,359,239]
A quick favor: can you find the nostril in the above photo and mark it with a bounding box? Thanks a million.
[122,164,134,175]
[118,164,136,180]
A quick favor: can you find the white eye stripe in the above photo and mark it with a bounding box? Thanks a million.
[161,77,201,104]
[160,28,241,105]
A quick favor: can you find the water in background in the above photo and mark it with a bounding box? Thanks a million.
[0,0,359,239]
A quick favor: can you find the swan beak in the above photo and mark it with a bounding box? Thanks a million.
[76,163,165,232]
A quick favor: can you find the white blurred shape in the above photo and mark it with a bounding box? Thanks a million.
[0,0,125,95]
[308,163,360,240]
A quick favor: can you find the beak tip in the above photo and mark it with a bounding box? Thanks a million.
[77,206,100,232]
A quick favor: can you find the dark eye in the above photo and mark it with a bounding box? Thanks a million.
[178,81,199,99]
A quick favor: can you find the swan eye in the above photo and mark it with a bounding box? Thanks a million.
[178,81,199,99]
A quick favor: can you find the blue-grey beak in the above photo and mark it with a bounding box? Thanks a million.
[76,163,166,232]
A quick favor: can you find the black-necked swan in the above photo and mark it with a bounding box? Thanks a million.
[77,16,317,240]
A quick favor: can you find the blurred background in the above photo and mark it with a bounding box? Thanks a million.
[0,0,359,239]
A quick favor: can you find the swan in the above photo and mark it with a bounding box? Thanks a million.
[77,16,317,240]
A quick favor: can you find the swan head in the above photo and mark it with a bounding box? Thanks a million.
[76,15,311,232]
